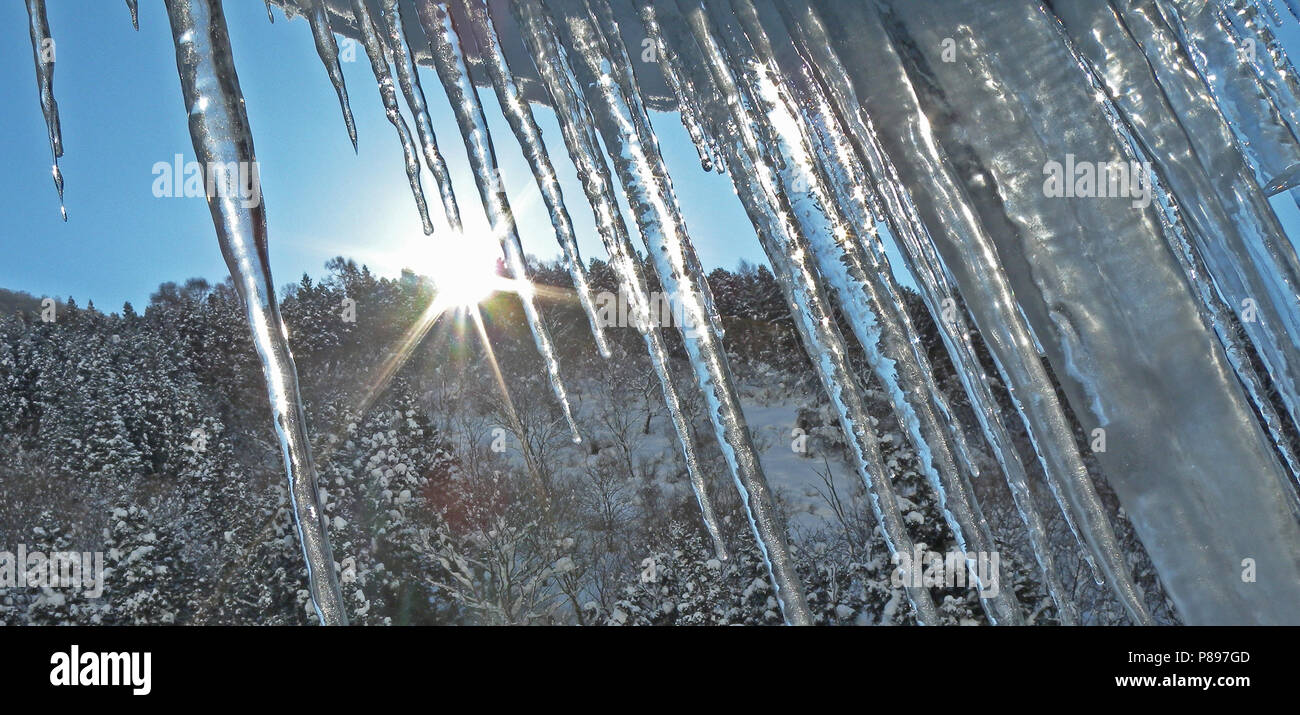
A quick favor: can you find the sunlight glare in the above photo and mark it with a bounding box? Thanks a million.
[428,235,505,308]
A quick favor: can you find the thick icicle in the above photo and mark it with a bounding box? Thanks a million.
[1158,0,1300,200]
[464,0,611,358]
[777,0,1080,623]
[302,0,359,151]
[415,0,582,443]
[126,0,139,30]
[870,0,1300,624]
[1224,0,1300,152]
[349,0,434,235]
[712,0,1023,624]
[805,0,1156,622]
[1051,0,1300,484]
[24,0,65,222]
[533,0,812,624]
[162,0,346,625]
[512,0,728,559]
[379,0,463,232]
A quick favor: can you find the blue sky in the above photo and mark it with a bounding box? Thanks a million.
[0,1,767,310]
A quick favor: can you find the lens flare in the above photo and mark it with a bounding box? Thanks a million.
[427,235,506,307]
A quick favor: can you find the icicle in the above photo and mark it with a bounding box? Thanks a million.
[126,0,139,30]
[1223,0,1300,192]
[378,0,463,233]
[873,0,1300,624]
[531,0,812,624]
[712,100,945,624]
[583,0,726,340]
[777,0,1082,623]
[797,0,1159,622]
[868,0,1162,623]
[710,0,1024,624]
[265,0,275,23]
[415,0,582,443]
[302,0,358,151]
[463,0,611,358]
[1050,0,1300,486]
[162,0,346,626]
[349,0,434,235]
[1259,0,1286,25]
[647,0,947,623]
[635,1,723,173]
[1157,0,1300,200]
[514,0,733,564]
[24,0,65,222]
[1223,1,1300,129]
[512,0,729,560]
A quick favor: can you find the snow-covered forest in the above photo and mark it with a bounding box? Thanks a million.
[0,258,1175,625]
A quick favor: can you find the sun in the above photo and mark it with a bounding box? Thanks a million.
[427,235,507,308]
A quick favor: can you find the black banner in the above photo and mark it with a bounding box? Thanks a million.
[0,626,1288,702]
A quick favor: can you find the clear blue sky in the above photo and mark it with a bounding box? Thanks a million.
[0,1,769,310]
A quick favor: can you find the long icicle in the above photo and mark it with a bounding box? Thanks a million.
[162,0,346,625]
[584,0,726,340]
[415,0,583,443]
[302,0,359,151]
[648,0,943,623]
[464,0,612,358]
[710,94,944,624]
[24,0,65,222]
[349,0,434,235]
[714,0,1022,624]
[777,0,1078,623]
[126,0,139,30]
[534,0,812,623]
[379,0,463,232]
[512,0,729,560]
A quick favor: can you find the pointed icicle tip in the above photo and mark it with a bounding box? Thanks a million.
[125,0,139,30]
[303,0,358,153]
[1263,161,1300,195]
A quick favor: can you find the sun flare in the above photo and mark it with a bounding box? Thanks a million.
[427,235,507,308]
